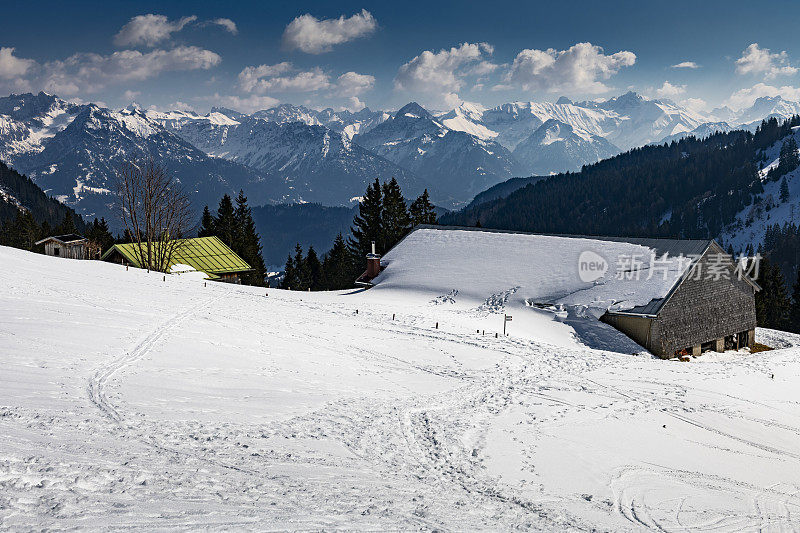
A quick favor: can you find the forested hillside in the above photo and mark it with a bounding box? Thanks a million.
[443,117,800,241]
[0,161,86,231]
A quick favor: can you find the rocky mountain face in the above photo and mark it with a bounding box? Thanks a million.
[355,103,522,203]
[150,109,423,205]
[2,99,264,223]
[512,119,619,176]
[1,91,799,229]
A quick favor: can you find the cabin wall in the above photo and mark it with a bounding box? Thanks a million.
[600,314,653,351]
[44,241,86,259]
[649,245,757,358]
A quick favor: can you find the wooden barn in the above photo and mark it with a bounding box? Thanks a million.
[597,238,759,357]
[100,236,252,283]
[364,225,760,359]
[35,234,88,259]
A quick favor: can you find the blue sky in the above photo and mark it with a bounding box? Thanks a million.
[2,0,800,114]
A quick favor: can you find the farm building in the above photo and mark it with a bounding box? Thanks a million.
[364,225,759,359]
[101,236,252,283]
[35,234,88,259]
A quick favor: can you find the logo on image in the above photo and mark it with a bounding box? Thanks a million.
[578,250,608,282]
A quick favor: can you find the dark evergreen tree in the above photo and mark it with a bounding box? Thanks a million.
[322,233,353,290]
[304,246,324,291]
[214,194,237,247]
[198,206,215,237]
[348,178,383,268]
[87,217,115,254]
[55,212,76,234]
[755,256,791,330]
[293,243,309,291]
[784,136,800,174]
[234,190,267,286]
[381,177,411,251]
[281,253,299,290]
[409,188,437,226]
[780,177,790,202]
[790,265,800,333]
[0,210,40,250]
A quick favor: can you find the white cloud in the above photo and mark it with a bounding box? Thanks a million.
[681,97,708,113]
[2,46,221,96]
[282,9,377,54]
[0,47,36,79]
[469,60,499,76]
[114,14,197,47]
[504,42,636,94]
[213,93,280,113]
[238,62,330,93]
[210,18,238,35]
[336,71,374,96]
[442,92,462,108]
[339,96,366,112]
[144,100,196,113]
[122,89,141,101]
[672,61,699,69]
[726,82,800,110]
[655,81,686,99]
[735,43,797,79]
[394,42,493,105]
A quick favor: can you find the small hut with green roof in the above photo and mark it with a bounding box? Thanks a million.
[101,236,251,283]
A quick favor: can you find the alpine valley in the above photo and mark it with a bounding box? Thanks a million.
[2,90,800,227]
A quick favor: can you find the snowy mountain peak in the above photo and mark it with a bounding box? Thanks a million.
[395,102,432,120]
[555,96,573,105]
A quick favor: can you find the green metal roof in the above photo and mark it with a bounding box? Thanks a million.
[101,236,252,275]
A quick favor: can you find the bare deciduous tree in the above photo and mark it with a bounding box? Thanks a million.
[117,158,193,273]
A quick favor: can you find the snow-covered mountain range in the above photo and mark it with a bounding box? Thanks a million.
[2,91,800,225]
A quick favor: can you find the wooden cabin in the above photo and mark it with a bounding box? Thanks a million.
[35,234,88,259]
[100,236,252,283]
[598,239,759,357]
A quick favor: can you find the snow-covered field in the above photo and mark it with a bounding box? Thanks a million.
[3,245,800,531]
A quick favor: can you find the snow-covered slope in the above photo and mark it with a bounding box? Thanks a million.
[355,102,522,204]
[578,92,707,150]
[0,92,83,162]
[733,96,800,127]
[250,104,390,139]
[4,244,800,530]
[719,126,800,253]
[440,92,707,153]
[512,119,620,175]
[657,121,735,145]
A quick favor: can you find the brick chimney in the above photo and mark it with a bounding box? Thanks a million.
[366,241,381,278]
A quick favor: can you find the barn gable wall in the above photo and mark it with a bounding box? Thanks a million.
[649,244,757,357]
[600,314,653,352]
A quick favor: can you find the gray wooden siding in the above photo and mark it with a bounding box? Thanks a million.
[648,243,757,357]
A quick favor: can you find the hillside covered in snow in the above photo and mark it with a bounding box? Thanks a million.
[3,243,800,530]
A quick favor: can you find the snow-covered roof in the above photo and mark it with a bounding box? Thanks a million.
[35,234,87,245]
[372,225,715,316]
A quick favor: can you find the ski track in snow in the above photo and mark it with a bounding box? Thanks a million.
[87,302,208,423]
[3,247,800,530]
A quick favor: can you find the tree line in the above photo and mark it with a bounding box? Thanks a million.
[443,116,800,240]
[198,190,268,286]
[281,178,436,290]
